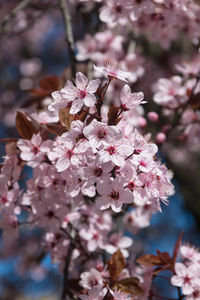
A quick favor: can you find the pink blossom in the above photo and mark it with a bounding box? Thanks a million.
[120,84,145,111]
[94,62,131,82]
[147,111,159,122]
[186,288,200,300]
[80,268,104,289]
[153,76,187,109]
[80,286,107,300]
[99,0,131,28]
[98,139,133,167]
[49,72,100,114]
[0,211,19,243]
[156,132,166,144]
[96,177,133,212]
[83,119,122,149]
[17,133,49,167]
[171,262,200,295]
[79,226,105,252]
[104,233,133,258]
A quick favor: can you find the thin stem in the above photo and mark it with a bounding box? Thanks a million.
[61,240,75,300]
[102,77,112,98]
[59,0,76,78]
[177,287,184,300]
[0,0,31,36]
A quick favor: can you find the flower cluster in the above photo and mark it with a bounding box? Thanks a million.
[152,55,200,152]
[171,244,200,299]
[0,69,174,273]
[74,0,200,48]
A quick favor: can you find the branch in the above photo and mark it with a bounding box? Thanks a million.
[61,239,76,300]
[59,0,76,78]
[0,0,31,36]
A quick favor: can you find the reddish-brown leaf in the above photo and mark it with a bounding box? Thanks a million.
[108,249,126,281]
[189,91,200,110]
[0,138,18,143]
[107,106,120,126]
[59,107,75,130]
[172,231,184,264]
[39,75,59,91]
[156,250,171,264]
[137,254,164,266]
[16,111,38,139]
[30,76,60,98]
[114,277,143,296]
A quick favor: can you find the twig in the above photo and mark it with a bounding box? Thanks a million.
[59,0,76,78]
[0,0,31,36]
[177,287,185,300]
[61,239,76,300]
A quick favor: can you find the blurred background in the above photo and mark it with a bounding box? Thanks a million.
[0,1,200,299]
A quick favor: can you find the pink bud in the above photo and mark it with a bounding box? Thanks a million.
[156,132,166,144]
[138,117,147,128]
[147,111,159,122]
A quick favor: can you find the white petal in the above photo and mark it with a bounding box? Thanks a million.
[75,72,88,90]
[83,94,96,107]
[70,99,83,114]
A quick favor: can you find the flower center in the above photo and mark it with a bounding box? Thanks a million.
[109,70,117,77]
[193,290,200,297]
[110,190,119,200]
[140,160,146,167]
[66,149,73,159]
[97,130,106,139]
[79,89,87,99]
[89,278,98,287]
[107,146,116,155]
[32,146,39,155]
[1,196,8,204]
[47,211,54,219]
[127,181,135,191]
[94,167,103,177]
[184,276,191,284]
[115,5,122,13]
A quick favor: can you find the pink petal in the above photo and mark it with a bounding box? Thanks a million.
[175,262,187,276]
[75,72,88,90]
[56,156,70,172]
[171,275,184,287]
[83,94,96,107]
[87,79,100,93]
[70,99,83,114]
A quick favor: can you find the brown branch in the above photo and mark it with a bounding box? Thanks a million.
[0,0,31,36]
[61,239,76,300]
[59,0,76,79]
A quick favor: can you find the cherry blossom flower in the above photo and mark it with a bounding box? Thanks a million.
[180,244,200,264]
[83,119,122,149]
[99,0,131,28]
[79,226,105,252]
[153,76,187,108]
[80,268,104,290]
[104,233,133,258]
[98,139,133,167]
[120,84,145,111]
[171,262,200,295]
[94,61,131,82]
[186,288,200,300]
[19,133,52,164]
[96,177,133,212]
[79,286,107,300]
[49,72,100,114]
